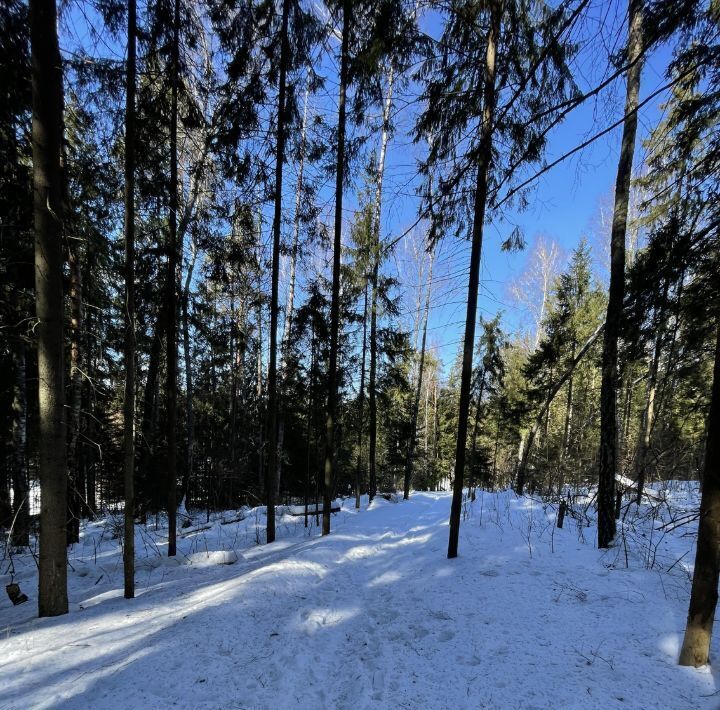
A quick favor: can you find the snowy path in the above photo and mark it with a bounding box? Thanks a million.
[0,491,716,709]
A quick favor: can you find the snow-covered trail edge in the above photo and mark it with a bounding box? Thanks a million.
[0,491,716,709]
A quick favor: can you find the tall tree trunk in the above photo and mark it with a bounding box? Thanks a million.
[166,0,180,557]
[229,295,238,476]
[256,293,264,491]
[368,64,395,502]
[180,235,197,504]
[323,0,350,536]
[355,284,369,508]
[597,0,643,549]
[11,338,30,547]
[447,1,500,559]
[404,248,434,499]
[123,0,137,599]
[678,325,720,667]
[83,306,97,516]
[31,0,68,616]
[266,0,291,544]
[66,240,83,545]
[276,85,309,499]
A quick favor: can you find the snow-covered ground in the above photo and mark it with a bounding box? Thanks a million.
[0,486,716,709]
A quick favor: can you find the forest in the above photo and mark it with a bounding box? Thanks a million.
[1,0,720,697]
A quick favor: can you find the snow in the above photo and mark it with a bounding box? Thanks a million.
[0,486,716,709]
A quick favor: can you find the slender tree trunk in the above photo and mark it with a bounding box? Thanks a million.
[229,295,238,475]
[140,307,165,510]
[180,235,197,504]
[305,326,316,527]
[265,0,290,544]
[84,310,97,515]
[634,319,662,504]
[31,0,68,616]
[679,326,720,667]
[468,371,486,499]
[404,249,434,499]
[257,294,264,491]
[66,244,83,545]
[634,276,670,503]
[355,284,369,508]
[166,0,180,557]
[265,0,290,543]
[11,338,30,547]
[323,0,350,536]
[447,1,500,559]
[123,0,137,599]
[368,64,395,502]
[277,85,309,498]
[517,322,604,494]
[598,0,643,549]
[558,341,576,495]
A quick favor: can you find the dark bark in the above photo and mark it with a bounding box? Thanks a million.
[31,0,68,616]
[266,0,290,545]
[598,0,643,549]
[323,0,350,536]
[140,307,165,509]
[679,326,720,667]
[180,238,197,504]
[66,239,83,545]
[123,0,137,599]
[448,1,500,559]
[166,0,180,557]
[355,284,368,508]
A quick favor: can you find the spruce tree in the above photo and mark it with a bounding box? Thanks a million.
[31,0,68,617]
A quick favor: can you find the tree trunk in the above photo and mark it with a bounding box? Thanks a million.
[256,292,264,491]
[355,284,369,508]
[404,248,434,499]
[447,1,500,559]
[634,257,675,502]
[265,0,290,544]
[66,239,83,545]
[31,0,68,617]
[678,326,720,667]
[558,340,576,494]
[468,370,486,500]
[140,307,165,510]
[634,306,664,504]
[181,235,197,504]
[368,64,395,502]
[517,322,604,494]
[123,0,137,599]
[323,0,350,536]
[276,85,309,499]
[166,0,180,557]
[598,0,643,549]
[11,338,30,547]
